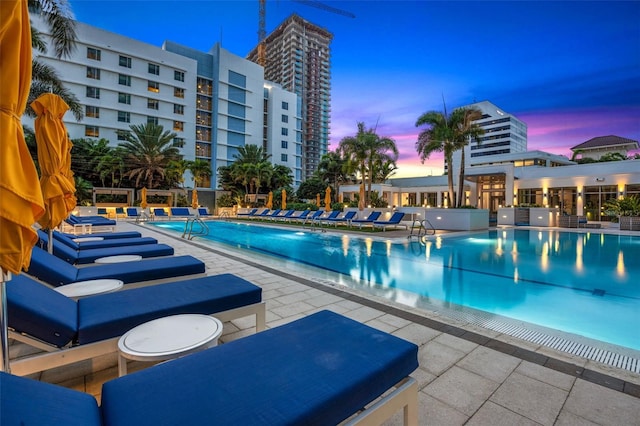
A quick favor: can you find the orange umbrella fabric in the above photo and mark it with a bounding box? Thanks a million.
[325,187,332,212]
[140,187,148,209]
[281,189,287,210]
[358,183,365,211]
[316,193,320,206]
[191,188,199,209]
[266,191,273,209]
[31,93,76,230]
[0,0,45,274]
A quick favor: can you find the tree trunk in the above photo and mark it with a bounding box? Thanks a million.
[446,154,455,208]
[457,149,466,207]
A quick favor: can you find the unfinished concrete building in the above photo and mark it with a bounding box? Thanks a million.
[248,14,332,180]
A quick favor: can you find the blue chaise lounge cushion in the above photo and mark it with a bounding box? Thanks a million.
[0,371,101,426]
[78,274,261,344]
[101,310,418,425]
[51,230,158,250]
[27,246,205,286]
[7,273,262,348]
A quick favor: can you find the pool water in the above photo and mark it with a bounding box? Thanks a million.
[150,222,640,351]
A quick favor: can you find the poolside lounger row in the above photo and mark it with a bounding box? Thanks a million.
[38,232,174,265]
[7,273,265,376]
[3,311,418,425]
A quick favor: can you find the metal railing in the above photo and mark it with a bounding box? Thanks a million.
[181,217,209,240]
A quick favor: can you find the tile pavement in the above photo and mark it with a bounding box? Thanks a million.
[10,220,640,425]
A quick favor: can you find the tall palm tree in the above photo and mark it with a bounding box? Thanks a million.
[96,146,126,188]
[119,123,180,189]
[270,164,293,190]
[339,122,398,204]
[317,150,350,198]
[415,107,458,206]
[166,159,191,188]
[27,0,83,120]
[453,107,484,207]
[189,159,212,187]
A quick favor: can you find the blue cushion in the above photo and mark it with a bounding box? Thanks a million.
[170,207,192,216]
[52,231,158,250]
[28,246,204,286]
[67,214,116,225]
[74,255,205,284]
[7,274,78,347]
[61,231,142,239]
[44,235,174,264]
[0,372,101,426]
[28,246,80,285]
[77,274,261,344]
[100,310,418,426]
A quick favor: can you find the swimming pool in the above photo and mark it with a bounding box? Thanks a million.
[149,221,640,353]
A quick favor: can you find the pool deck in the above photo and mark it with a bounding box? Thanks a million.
[11,220,640,425]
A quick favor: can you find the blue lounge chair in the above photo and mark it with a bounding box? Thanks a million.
[49,230,159,250]
[114,207,126,219]
[316,210,340,224]
[39,232,174,265]
[236,208,258,217]
[65,214,116,233]
[26,246,205,287]
[325,210,357,227]
[300,209,324,224]
[97,207,109,217]
[249,208,272,219]
[271,209,295,221]
[170,207,194,218]
[351,210,382,228]
[263,209,282,220]
[287,209,310,222]
[153,208,169,219]
[2,311,418,425]
[60,230,142,239]
[7,273,265,375]
[197,207,215,218]
[373,212,407,231]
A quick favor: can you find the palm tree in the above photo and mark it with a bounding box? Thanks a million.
[339,122,398,204]
[189,159,212,187]
[96,146,126,187]
[415,107,458,206]
[270,164,293,190]
[71,138,112,187]
[166,159,191,188]
[119,123,180,188]
[317,151,350,198]
[27,0,83,120]
[453,107,484,207]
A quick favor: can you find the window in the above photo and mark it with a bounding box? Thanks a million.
[173,121,184,131]
[174,70,184,82]
[282,101,289,110]
[147,116,158,125]
[148,63,160,75]
[119,55,132,68]
[228,70,246,87]
[118,74,131,86]
[281,140,288,149]
[173,138,185,148]
[85,105,99,118]
[118,93,131,104]
[174,104,184,115]
[174,87,185,98]
[85,125,99,137]
[86,87,100,99]
[148,81,160,93]
[87,47,101,60]
[281,154,288,162]
[147,99,159,110]
[281,128,288,136]
[86,66,100,80]
[281,114,288,123]
[116,130,130,141]
[117,111,130,123]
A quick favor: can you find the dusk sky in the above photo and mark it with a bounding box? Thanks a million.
[69,0,640,177]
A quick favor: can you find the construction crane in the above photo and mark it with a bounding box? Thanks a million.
[257,0,354,66]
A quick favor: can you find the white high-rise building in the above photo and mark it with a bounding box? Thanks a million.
[27,16,301,189]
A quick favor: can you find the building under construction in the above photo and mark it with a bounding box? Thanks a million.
[248,14,333,180]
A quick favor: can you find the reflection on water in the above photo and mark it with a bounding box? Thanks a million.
[151,223,640,350]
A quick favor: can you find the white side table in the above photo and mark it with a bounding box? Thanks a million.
[54,279,124,299]
[94,254,143,264]
[72,237,105,243]
[118,314,223,376]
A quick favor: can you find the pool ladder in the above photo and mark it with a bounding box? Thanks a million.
[408,219,436,241]
[182,217,209,240]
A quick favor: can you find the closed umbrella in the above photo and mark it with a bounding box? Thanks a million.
[191,188,199,209]
[358,183,365,211]
[31,93,76,253]
[281,189,287,210]
[325,187,332,212]
[0,0,45,372]
[266,191,273,209]
[316,193,320,206]
[140,187,148,209]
